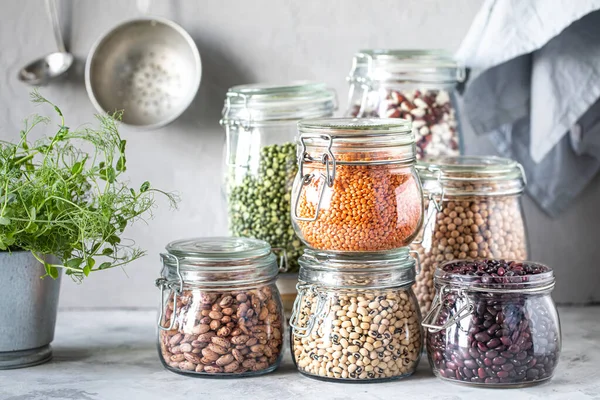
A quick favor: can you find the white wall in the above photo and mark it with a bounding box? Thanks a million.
[0,0,597,307]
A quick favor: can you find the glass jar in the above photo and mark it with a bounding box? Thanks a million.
[410,156,529,316]
[345,49,465,160]
[221,82,337,273]
[156,237,285,377]
[424,259,561,387]
[291,118,423,252]
[290,249,423,382]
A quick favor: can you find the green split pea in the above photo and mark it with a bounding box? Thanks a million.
[227,142,303,272]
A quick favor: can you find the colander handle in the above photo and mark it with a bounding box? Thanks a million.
[137,0,151,15]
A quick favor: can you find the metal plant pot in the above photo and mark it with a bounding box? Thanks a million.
[0,252,61,369]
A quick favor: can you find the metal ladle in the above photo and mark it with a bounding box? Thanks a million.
[18,0,73,85]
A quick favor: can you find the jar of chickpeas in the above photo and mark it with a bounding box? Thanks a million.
[410,156,529,316]
[290,249,422,382]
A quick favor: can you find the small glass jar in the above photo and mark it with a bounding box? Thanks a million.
[345,50,465,160]
[221,82,337,272]
[291,118,423,252]
[423,259,561,387]
[410,156,529,316]
[290,249,423,382]
[156,237,285,377]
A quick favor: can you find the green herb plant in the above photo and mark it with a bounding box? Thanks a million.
[0,91,177,280]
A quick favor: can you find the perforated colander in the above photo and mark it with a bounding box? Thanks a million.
[85,17,201,129]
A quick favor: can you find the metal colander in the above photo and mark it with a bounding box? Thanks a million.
[85,17,201,129]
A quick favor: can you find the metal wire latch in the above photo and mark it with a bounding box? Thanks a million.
[292,133,336,222]
[289,283,330,339]
[412,166,445,246]
[155,253,184,331]
[422,285,474,333]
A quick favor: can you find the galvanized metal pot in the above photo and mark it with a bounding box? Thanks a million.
[0,252,61,369]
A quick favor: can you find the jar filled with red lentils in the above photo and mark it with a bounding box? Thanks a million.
[290,249,423,382]
[291,118,423,252]
[345,50,465,160]
[410,156,529,316]
[156,237,285,377]
[424,259,561,387]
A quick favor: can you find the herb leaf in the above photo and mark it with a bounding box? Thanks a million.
[0,90,178,280]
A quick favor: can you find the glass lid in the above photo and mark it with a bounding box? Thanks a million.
[160,237,278,288]
[220,81,337,125]
[298,117,415,154]
[166,236,271,261]
[298,248,416,289]
[348,49,464,84]
[299,117,412,137]
[417,155,526,196]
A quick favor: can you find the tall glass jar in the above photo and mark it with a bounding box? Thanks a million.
[290,249,423,382]
[156,237,285,377]
[346,50,465,160]
[291,118,423,252]
[410,156,529,316]
[221,82,337,273]
[424,259,561,387]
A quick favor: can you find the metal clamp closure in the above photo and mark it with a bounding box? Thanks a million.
[289,283,329,339]
[155,253,184,331]
[345,53,374,118]
[413,167,445,246]
[293,133,336,222]
[271,247,289,273]
[220,91,252,131]
[409,249,421,275]
[422,285,474,333]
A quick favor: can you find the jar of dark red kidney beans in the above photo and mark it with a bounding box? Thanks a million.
[423,259,561,387]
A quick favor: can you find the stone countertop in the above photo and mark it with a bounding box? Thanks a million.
[0,307,598,400]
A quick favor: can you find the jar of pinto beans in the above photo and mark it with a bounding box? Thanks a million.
[291,118,423,252]
[410,156,529,316]
[156,237,285,377]
[290,249,423,382]
[345,50,465,159]
[423,259,561,387]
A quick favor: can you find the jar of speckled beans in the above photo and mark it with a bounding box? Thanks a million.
[290,249,423,382]
[423,259,561,387]
[345,49,465,159]
[291,118,423,252]
[411,156,529,317]
[156,237,285,377]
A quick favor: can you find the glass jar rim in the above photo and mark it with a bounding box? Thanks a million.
[298,118,416,163]
[299,117,412,136]
[348,49,464,85]
[228,81,328,97]
[160,237,278,287]
[298,248,416,289]
[220,81,337,125]
[358,49,458,66]
[417,155,526,196]
[434,260,555,292]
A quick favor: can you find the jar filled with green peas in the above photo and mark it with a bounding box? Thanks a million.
[220,82,337,307]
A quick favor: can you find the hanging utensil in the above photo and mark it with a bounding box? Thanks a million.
[18,0,74,86]
[84,0,201,129]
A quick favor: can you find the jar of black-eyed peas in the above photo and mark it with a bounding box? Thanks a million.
[290,249,422,382]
